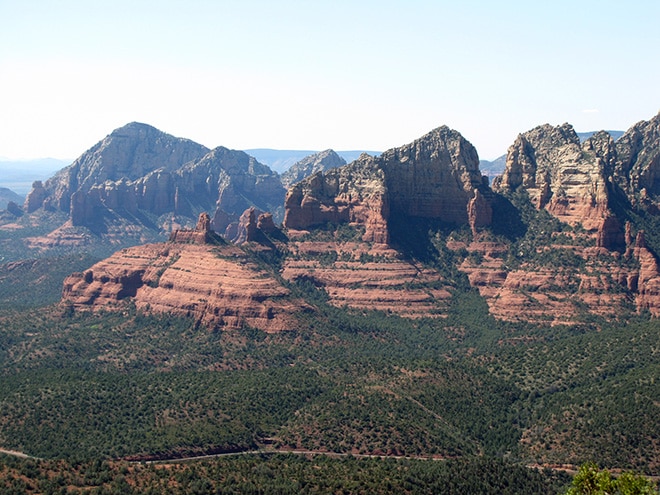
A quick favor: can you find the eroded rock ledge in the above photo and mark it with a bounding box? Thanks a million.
[63,213,305,332]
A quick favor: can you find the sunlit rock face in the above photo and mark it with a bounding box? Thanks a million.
[284,126,492,245]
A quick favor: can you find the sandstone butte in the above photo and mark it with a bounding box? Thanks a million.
[61,112,660,329]
[62,214,308,333]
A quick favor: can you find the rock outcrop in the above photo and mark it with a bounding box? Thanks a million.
[24,181,48,213]
[53,114,660,328]
[284,155,390,244]
[613,112,660,209]
[280,149,346,188]
[62,240,306,332]
[464,115,660,323]
[281,240,452,318]
[493,123,613,232]
[0,187,24,211]
[5,201,22,217]
[284,127,492,245]
[36,122,209,215]
[224,207,273,244]
[168,212,216,244]
[380,126,486,223]
[22,123,286,246]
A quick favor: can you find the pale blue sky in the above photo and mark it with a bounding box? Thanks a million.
[1,0,659,160]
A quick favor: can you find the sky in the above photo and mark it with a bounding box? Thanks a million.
[1,0,659,161]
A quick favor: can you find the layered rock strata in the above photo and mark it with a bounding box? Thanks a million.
[62,239,304,333]
[281,239,451,318]
[284,126,493,245]
[455,224,660,324]
[492,124,613,232]
[613,112,660,209]
[284,155,390,244]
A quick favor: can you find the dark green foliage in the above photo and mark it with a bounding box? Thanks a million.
[565,463,658,495]
[0,453,572,495]
[485,318,660,471]
[0,368,325,460]
[0,202,658,485]
[491,192,527,241]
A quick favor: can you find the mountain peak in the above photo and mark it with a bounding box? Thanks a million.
[280,149,346,188]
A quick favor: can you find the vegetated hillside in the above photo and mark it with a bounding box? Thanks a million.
[0,453,571,494]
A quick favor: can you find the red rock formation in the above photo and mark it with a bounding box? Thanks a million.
[257,212,276,234]
[284,127,492,245]
[168,213,214,244]
[630,231,660,316]
[614,112,660,207]
[62,242,306,332]
[284,156,390,244]
[231,208,258,244]
[380,126,486,224]
[467,189,493,236]
[281,240,451,317]
[596,215,624,251]
[494,125,614,232]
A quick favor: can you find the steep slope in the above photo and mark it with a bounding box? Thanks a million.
[283,118,660,324]
[284,154,390,244]
[281,127,490,317]
[492,123,613,232]
[58,114,660,326]
[26,122,209,215]
[613,112,660,209]
[475,117,660,322]
[0,187,22,210]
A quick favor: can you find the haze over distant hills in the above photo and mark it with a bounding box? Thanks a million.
[245,149,380,173]
[0,157,71,195]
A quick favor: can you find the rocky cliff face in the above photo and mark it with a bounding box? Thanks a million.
[493,113,660,235]
[25,122,209,215]
[22,123,286,244]
[284,154,390,244]
[55,114,660,328]
[62,230,305,333]
[492,123,613,232]
[380,126,487,224]
[280,149,346,188]
[284,127,492,245]
[613,112,660,210]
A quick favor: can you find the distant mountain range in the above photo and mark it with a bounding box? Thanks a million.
[0,187,23,209]
[577,130,624,142]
